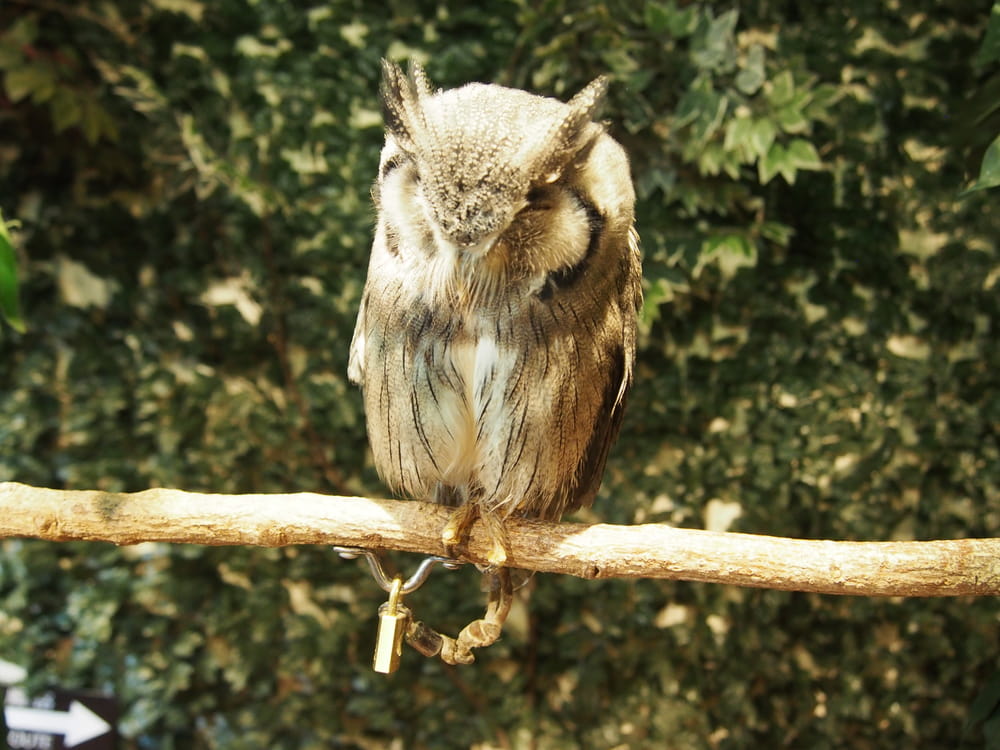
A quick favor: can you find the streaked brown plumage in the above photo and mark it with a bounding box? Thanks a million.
[349,61,641,564]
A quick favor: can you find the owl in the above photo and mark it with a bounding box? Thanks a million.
[349,60,642,567]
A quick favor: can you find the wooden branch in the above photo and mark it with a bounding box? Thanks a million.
[1,482,997,597]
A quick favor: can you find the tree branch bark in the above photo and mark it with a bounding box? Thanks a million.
[1,482,997,597]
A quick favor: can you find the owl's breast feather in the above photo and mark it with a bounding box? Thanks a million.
[433,330,510,483]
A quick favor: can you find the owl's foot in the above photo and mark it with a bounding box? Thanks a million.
[480,509,511,569]
[441,502,478,557]
[406,568,513,665]
[440,504,511,569]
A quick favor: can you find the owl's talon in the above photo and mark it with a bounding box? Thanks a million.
[441,503,479,558]
[485,539,508,569]
[481,509,512,569]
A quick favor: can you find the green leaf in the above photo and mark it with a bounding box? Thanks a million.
[0,210,26,333]
[759,142,789,184]
[0,45,23,71]
[749,118,777,160]
[806,83,841,117]
[787,138,823,170]
[760,221,795,246]
[757,139,822,184]
[50,87,83,133]
[723,114,754,159]
[4,66,55,103]
[1,13,39,49]
[960,133,1000,195]
[965,671,1000,737]
[985,714,1000,750]
[767,69,795,106]
[776,103,809,134]
[643,2,698,37]
[79,95,118,144]
[735,44,766,95]
[639,277,675,329]
[643,2,672,34]
[700,233,758,277]
[975,2,1000,67]
[698,142,740,178]
[675,77,728,147]
[691,9,738,72]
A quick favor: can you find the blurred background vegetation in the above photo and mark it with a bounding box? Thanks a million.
[1,1,999,747]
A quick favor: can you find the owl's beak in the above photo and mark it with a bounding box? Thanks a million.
[444,230,499,259]
[462,235,499,258]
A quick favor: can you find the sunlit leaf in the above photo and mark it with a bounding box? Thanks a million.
[767,69,795,106]
[759,142,787,183]
[749,118,777,160]
[777,103,809,133]
[735,44,766,94]
[787,138,823,170]
[4,66,53,103]
[960,133,1000,195]
[0,210,25,333]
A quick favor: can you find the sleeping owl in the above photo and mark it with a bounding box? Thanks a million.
[349,60,642,566]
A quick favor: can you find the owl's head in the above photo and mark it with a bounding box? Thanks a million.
[376,60,609,257]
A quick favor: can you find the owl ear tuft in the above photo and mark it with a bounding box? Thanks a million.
[408,61,434,98]
[558,76,609,150]
[531,76,610,180]
[567,76,610,123]
[379,59,426,150]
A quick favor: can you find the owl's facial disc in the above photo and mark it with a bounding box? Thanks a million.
[423,178,520,251]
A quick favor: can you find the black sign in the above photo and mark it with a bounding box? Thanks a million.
[4,687,117,750]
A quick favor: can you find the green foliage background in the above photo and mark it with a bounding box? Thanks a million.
[1,1,999,747]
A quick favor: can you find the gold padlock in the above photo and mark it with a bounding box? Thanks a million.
[373,577,409,674]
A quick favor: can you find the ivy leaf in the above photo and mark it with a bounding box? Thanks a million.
[659,3,699,36]
[723,114,754,160]
[759,142,788,184]
[787,138,823,170]
[643,2,672,34]
[964,671,1000,741]
[691,9,738,72]
[975,2,1000,67]
[960,133,1000,196]
[735,44,766,95]
[675,77,728,146]
[749,118,777,160]
[700,233,758,278]
[0,210,26,333]
[51,88,83,133]
[4,66,52,103]
[1,14,38,50]
[768,69,795,107]
[777,103,809,134]
[758,139,822,184]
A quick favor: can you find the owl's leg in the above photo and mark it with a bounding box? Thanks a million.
[441,503,511,568]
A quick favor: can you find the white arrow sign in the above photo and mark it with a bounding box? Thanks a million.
[0,658,27,685]
[5,700,112,747]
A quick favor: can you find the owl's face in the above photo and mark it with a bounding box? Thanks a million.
[374,62,610,289]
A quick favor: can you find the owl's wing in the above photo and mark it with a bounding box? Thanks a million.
[563,227,642,516]
[562,343,631,516]
[347,291,367,386]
